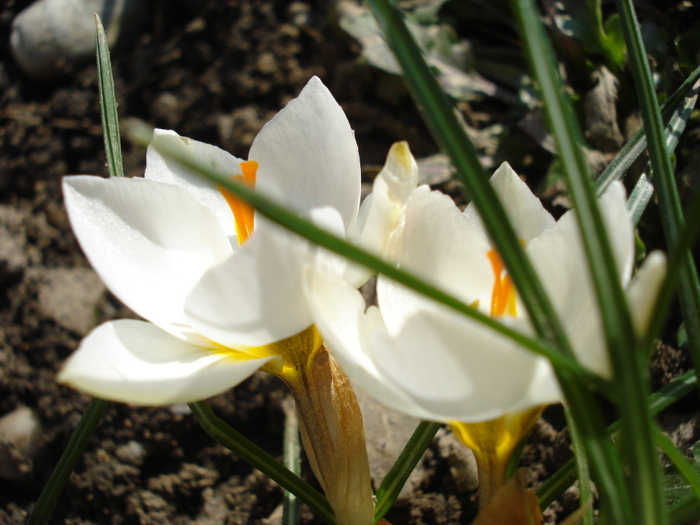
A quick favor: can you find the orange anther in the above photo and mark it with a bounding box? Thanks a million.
[218,160,258,245]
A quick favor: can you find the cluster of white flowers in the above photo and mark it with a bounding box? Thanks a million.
[59,77,666,520]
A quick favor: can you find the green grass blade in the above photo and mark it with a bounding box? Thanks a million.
[125,120,602,387]
[95,14,123,178]
[628,174,655,226]
[510,0,656,520]
[594,68,700,196]
[538,370,698,509]
[27,398,109,525]
[654,426,700,504]
[189,402,336,525]
[669,494,700,525]
[614,0,700,412]
[373,421,441,523]
[642,183,700,355]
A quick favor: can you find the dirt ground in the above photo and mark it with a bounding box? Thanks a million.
[0,0,697,524]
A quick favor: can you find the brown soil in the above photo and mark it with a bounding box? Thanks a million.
[0,1,696,524]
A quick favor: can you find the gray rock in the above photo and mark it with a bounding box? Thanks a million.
[356,388,431,502]
[11,0,149,78]
[0,407,43,481]
[37,267,106,335]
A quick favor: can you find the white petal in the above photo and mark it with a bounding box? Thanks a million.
[147,129,244,243]
[62,176,233,343]
[464,162,555,243]
[370,306,553,422]
[184,225,312,348]
[57,320,275,405]
[627,251,667,337]
[250,77,361,231]
[346,142,418,286]
[525,180,633,376]
[304,268,436,420]
[598,181,635,284]
[378,186,493,334]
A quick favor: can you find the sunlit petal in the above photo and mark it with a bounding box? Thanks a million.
[464,162,555,243]
[63,176,233,344]
[250,77,360,231]
[185,225,312,348]
[146,129,244,243]
[57,320,275,405]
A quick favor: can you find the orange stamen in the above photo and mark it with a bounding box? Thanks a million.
[218,160,258,245]
[486,248,518,317]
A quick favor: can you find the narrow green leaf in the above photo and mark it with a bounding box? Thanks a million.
[538,370,698,509]
[594,67,700,196]
[628,174,655,226]
[28,398,109,525]
[669,493,700,525]
[373,422,441,523]
[510,0,655,520]
[654,427,700,504]
[642,182,700,356]
[95,14,123,178]
[189,401,337,525]
[614,0,700,412]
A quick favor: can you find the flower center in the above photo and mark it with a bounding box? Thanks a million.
[486,248,518,317]
[218,160,258,245]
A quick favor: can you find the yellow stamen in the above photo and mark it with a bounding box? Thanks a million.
[218,160,258,245]
[486,248,518,317]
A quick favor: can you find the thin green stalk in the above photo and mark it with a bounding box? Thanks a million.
[95,14,123,178]
[126,121,603,389]
[643,183,700,357]
[654,426,700,503]
[537,370,698,509]
[28,398,109,525]
[614,0,700,410]
[510,0,655,521]
[564,411,593,525]
[373,421,441,523]
[189,401,336,525]
[594,67,700,196]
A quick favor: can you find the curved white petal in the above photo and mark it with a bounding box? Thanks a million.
[304,268,436,420]
[464,162,555,243]
[346,142,418,286]
[250,77,361,231]
[378,186,493,333]
[62,176,233,343]
[184,225,312,348]
[57,320,275,405]
[370,306,554,422]
[147,129,244,243]
[526,180,632,376]
[627,251,667,336]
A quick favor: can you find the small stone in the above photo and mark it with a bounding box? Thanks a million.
[37,267,106,335]
[115,440,147,467]
[0,407,43,481]
[11,0,149,78]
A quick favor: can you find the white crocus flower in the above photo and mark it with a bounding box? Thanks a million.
[307,150,666,510]
[58,77,362,405]
[61,77,377,525]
